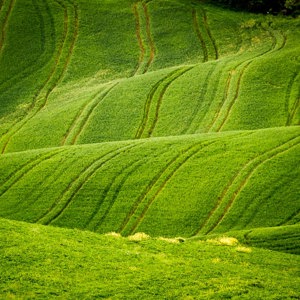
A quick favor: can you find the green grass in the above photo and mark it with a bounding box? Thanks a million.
[0,0,299,152]
[0,0,299,297]
[1,218,300,299]
[0,127,298,238]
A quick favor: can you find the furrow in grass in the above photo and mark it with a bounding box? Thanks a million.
[279,209,300,226]
[238,174,295,229]
[33,0,46,53]
[36,0,79,109]
[205,69,232,132]
[118,149,184,233]
[5,155,66,218]
[285,72,300,126]
[0,0,78,153]
[147,66,194,137]
[86,154,146,232]
[0,0,56,95]
[216,61,251,132]
[192,8,208,62]
[62,82,118,145]
[37,143,139,226]
[207,26,285,132]
[201,8,218,60]
[121,141,214,236]
[135,67,183,139]
[197,135,300,235]
[0,148,65,200]
[182,62,218,134]
[132,2,145,76]
[142,2,155,73]
[0,0,15,55]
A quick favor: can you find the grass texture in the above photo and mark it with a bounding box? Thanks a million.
[0,0,299,298]
[1,218,300,299]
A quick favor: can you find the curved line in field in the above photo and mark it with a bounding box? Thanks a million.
[207,26,285,132]
[130,141,216,235]
[132,2,145,76]
[0,0,56,95]
[285,71,300,126]
[135,68,182,139]
[201,8,218,60]
[85,154,146,231]
[5,155,65,217]
[279,207,300,226]
[237,174,293,230]
[38,143,139,226]
[206,68,232,132]
[62,82,118,145]
[147,66,194,137]
[0,0,78,154]
[33,0,46,53]
[198,135,300,235]
[0,149,65,200]
[120,141,214,235]
[135,66,195,139]
[192,8,208,62]
[118,150,182,233]
[182,62,217,134]
[0,0,15,55]
[142,2,155,73]
[216,61,251,132]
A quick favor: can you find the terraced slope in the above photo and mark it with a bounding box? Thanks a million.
[0,0,299,250]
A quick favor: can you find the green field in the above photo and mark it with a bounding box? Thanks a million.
[0,0,299,298]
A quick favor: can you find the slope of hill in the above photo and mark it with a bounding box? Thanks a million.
[0,126,299,238]
[1,218,300,299]
[0,0,299,297]
[0,0,299,153]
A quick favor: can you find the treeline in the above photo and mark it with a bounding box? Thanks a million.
[208,0,300,16]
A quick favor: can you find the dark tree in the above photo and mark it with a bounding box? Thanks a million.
[207,0,299,15]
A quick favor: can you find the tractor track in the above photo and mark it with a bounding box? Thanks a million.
[0,0,78,154]
[196,135,300,235]
[135,66,193,139]
[0,0,15,55]
[201,8,218,60]
[0,0,56,95]
[62,82,118,145]
[207,26,286,132]
[37,143,139,225]
[132,2,145,76]
[285,71,300,126]
[0,148,65,200]
[192,8,208,62]
[85,154,146,231]
[142,2,155,73]
[120,141,214,235]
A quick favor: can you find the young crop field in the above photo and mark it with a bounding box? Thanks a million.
[0,0,299,298]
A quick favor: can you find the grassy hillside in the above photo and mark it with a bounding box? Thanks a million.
[0,0,299,297]
[1,218,300,299]
[0,0,299,153]
[0,126,299,238]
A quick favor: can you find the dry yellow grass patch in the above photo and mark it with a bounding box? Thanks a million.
[105,232,122,238]
[128,232,150,241]
[207,237,239,246]
[157,237,185,244]
[236,246,252,253]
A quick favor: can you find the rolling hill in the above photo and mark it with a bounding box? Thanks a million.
[0,0,299,298]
